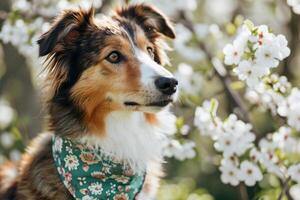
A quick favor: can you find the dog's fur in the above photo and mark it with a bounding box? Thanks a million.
[0,4,177,200]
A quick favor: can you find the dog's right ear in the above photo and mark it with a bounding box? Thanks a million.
[38,8,95,57]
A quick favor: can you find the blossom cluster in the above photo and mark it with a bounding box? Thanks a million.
[223,22,290,88]
[0,18,48,59]
[162,115,196,161]
[0,0,102,64]
[194,99,262,186]
[246,71,300,132]
[194,99,300,186]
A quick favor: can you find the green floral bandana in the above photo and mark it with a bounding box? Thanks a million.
[52,135,145,200]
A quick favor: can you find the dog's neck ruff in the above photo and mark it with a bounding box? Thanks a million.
[79,111,174,173]
[52,135,145,200]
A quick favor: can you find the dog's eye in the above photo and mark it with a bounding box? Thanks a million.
[147,47,155,59]
[106,51,123,64]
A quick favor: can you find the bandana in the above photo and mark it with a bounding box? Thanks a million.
[52,135,145,200]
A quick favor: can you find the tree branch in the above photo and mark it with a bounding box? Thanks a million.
[178,12,250,123]
[278,178,293,200]
[239,184,250,200]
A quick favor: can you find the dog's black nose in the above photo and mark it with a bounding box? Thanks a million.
[155,77,178,95]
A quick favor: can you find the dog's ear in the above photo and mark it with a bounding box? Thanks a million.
[116,4,175,39]
[38,8,95,56]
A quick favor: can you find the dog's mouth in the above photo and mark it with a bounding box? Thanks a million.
[124,99,173,107]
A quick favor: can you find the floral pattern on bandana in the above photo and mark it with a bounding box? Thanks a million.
[52,135,145,200]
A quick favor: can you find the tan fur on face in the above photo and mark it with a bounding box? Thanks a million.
[70,35,144,135]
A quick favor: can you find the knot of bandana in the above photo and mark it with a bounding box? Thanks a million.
[52,135,145,200]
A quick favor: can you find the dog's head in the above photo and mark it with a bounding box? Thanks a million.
[39,4,177,134]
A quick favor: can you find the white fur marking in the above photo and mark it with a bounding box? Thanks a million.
[80,110,173,173]
[135,48,173,87]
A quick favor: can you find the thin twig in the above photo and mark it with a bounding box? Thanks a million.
[277,178,293,200]
[239,184,250,200]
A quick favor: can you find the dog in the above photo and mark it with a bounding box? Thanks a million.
[0,3,177,200]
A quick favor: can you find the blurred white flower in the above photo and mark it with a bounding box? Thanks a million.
[219,160,240,186]
[9,149,21,161]
[272,126,298,153]
[194,100,220,138]
[180,125,190,136]
[290,184,300,200]
[0,132,14,148]
[239,161,263,186]
[173,24,205,61]
[249,148,261,163]
[288,164,300,183]
[271,74,291,93]
[0,100,14,129]
[163,140,196,161]
[287,105,300,131]
[275,35,291,60]
[223,43,244,65]
[277,88,300,130]
[259,151,284,178]
[194,24,210,40]
[163,139,181,158]
[204,0,238,23]
[12,0,31,12]
[259,138,277,153]
[287,0,300,14]
[176,141,196,161]
[174,63,203,95]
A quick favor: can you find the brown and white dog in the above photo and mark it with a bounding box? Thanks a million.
[0,4,177,200]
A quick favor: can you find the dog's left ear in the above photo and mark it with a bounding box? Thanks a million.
[116,4,175,39]
[38,8,95,57]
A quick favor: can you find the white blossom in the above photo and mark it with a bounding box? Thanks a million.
[255,44,279,69]
[194,100,220,138]
[287,0,300,14]
[239,160,263,186]
[224,22,290,88]
[278,88,300,130]
[173,24,205,61]
[0,132,14,148]
[219,160,240,186]
[9,150,21,161]
[223,43,244,65]
[272,126,298,153]
[163,139,196,161]
[288,164,300,183]
[0,100,14,129]
[233,61,268,88]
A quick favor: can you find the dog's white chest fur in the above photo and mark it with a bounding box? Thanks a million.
[80,110,174,173]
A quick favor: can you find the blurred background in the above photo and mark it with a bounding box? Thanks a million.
[0,0,300,199]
